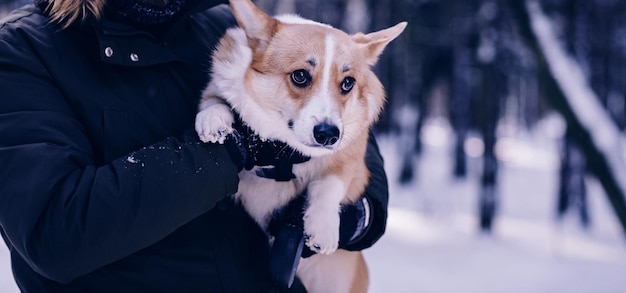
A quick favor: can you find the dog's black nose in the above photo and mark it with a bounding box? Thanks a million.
[313,123,340,146]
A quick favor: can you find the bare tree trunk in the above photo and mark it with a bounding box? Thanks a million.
[557,128,590,227]
[510,0,626,240]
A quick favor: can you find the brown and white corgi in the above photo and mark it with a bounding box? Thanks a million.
[195,0,406,292]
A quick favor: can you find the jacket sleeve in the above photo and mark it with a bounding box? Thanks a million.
[343,132,390,251]
[0,38,240,283]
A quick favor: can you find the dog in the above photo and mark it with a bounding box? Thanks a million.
[195,0,405,292]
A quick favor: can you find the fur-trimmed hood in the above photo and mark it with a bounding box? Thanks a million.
[35,0,107,27]
[35,0,226,28]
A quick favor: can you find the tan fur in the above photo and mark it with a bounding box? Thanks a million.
[43,0,106,28]
[297,250,369,293]
[351,251,370,293]
[196,1,406,292]
[322,131,370,204]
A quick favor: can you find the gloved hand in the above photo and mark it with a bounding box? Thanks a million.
[338,196,372,249]
[299,196,372,258]
[221,117,310,180]
[266,194,372,288]
[267,193,372,270]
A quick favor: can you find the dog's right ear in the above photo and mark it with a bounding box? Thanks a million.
[229,0,279,52]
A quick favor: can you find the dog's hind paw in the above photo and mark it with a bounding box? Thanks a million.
[195,105,234,144]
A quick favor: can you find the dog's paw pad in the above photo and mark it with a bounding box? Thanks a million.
[304,233,338,255]
[199,126,232,144]
[195,108,234,144]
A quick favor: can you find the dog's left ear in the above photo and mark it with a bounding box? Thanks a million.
[352,22,408,66]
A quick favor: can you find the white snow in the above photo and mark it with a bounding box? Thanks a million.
[126,155,139,163]
[365,117,626,293]
[0,244,16,292]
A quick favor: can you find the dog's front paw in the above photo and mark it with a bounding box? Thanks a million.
[195,104,234,144]
[303,211,340,255]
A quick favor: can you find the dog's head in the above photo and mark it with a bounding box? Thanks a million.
[227,0,406,157]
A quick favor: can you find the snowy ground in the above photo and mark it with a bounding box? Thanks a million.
[1,116,626,292]
[365,116,626,293]
[0,241,15,292]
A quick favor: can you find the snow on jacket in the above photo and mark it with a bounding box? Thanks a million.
[0,0,389,292]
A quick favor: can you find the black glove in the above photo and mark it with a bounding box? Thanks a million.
[222,116,310,181]
[267,194,372,288]
[338,196,372,249]
[267,196,306,289]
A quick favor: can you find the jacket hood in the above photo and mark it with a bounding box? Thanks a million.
[35,0,227,28]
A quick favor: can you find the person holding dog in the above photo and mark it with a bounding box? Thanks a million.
[0,0,389,292]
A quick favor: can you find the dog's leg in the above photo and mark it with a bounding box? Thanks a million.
[303,176,346,255]
[195,83,234,144]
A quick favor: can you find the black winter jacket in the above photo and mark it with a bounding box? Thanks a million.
[0,1,389,292]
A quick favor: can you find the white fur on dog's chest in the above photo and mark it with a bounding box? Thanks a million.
[235,159,345,255]
[234,159,330,228]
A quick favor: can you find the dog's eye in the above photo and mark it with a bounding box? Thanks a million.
[291,70,311,87]
[340,77,356,94]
